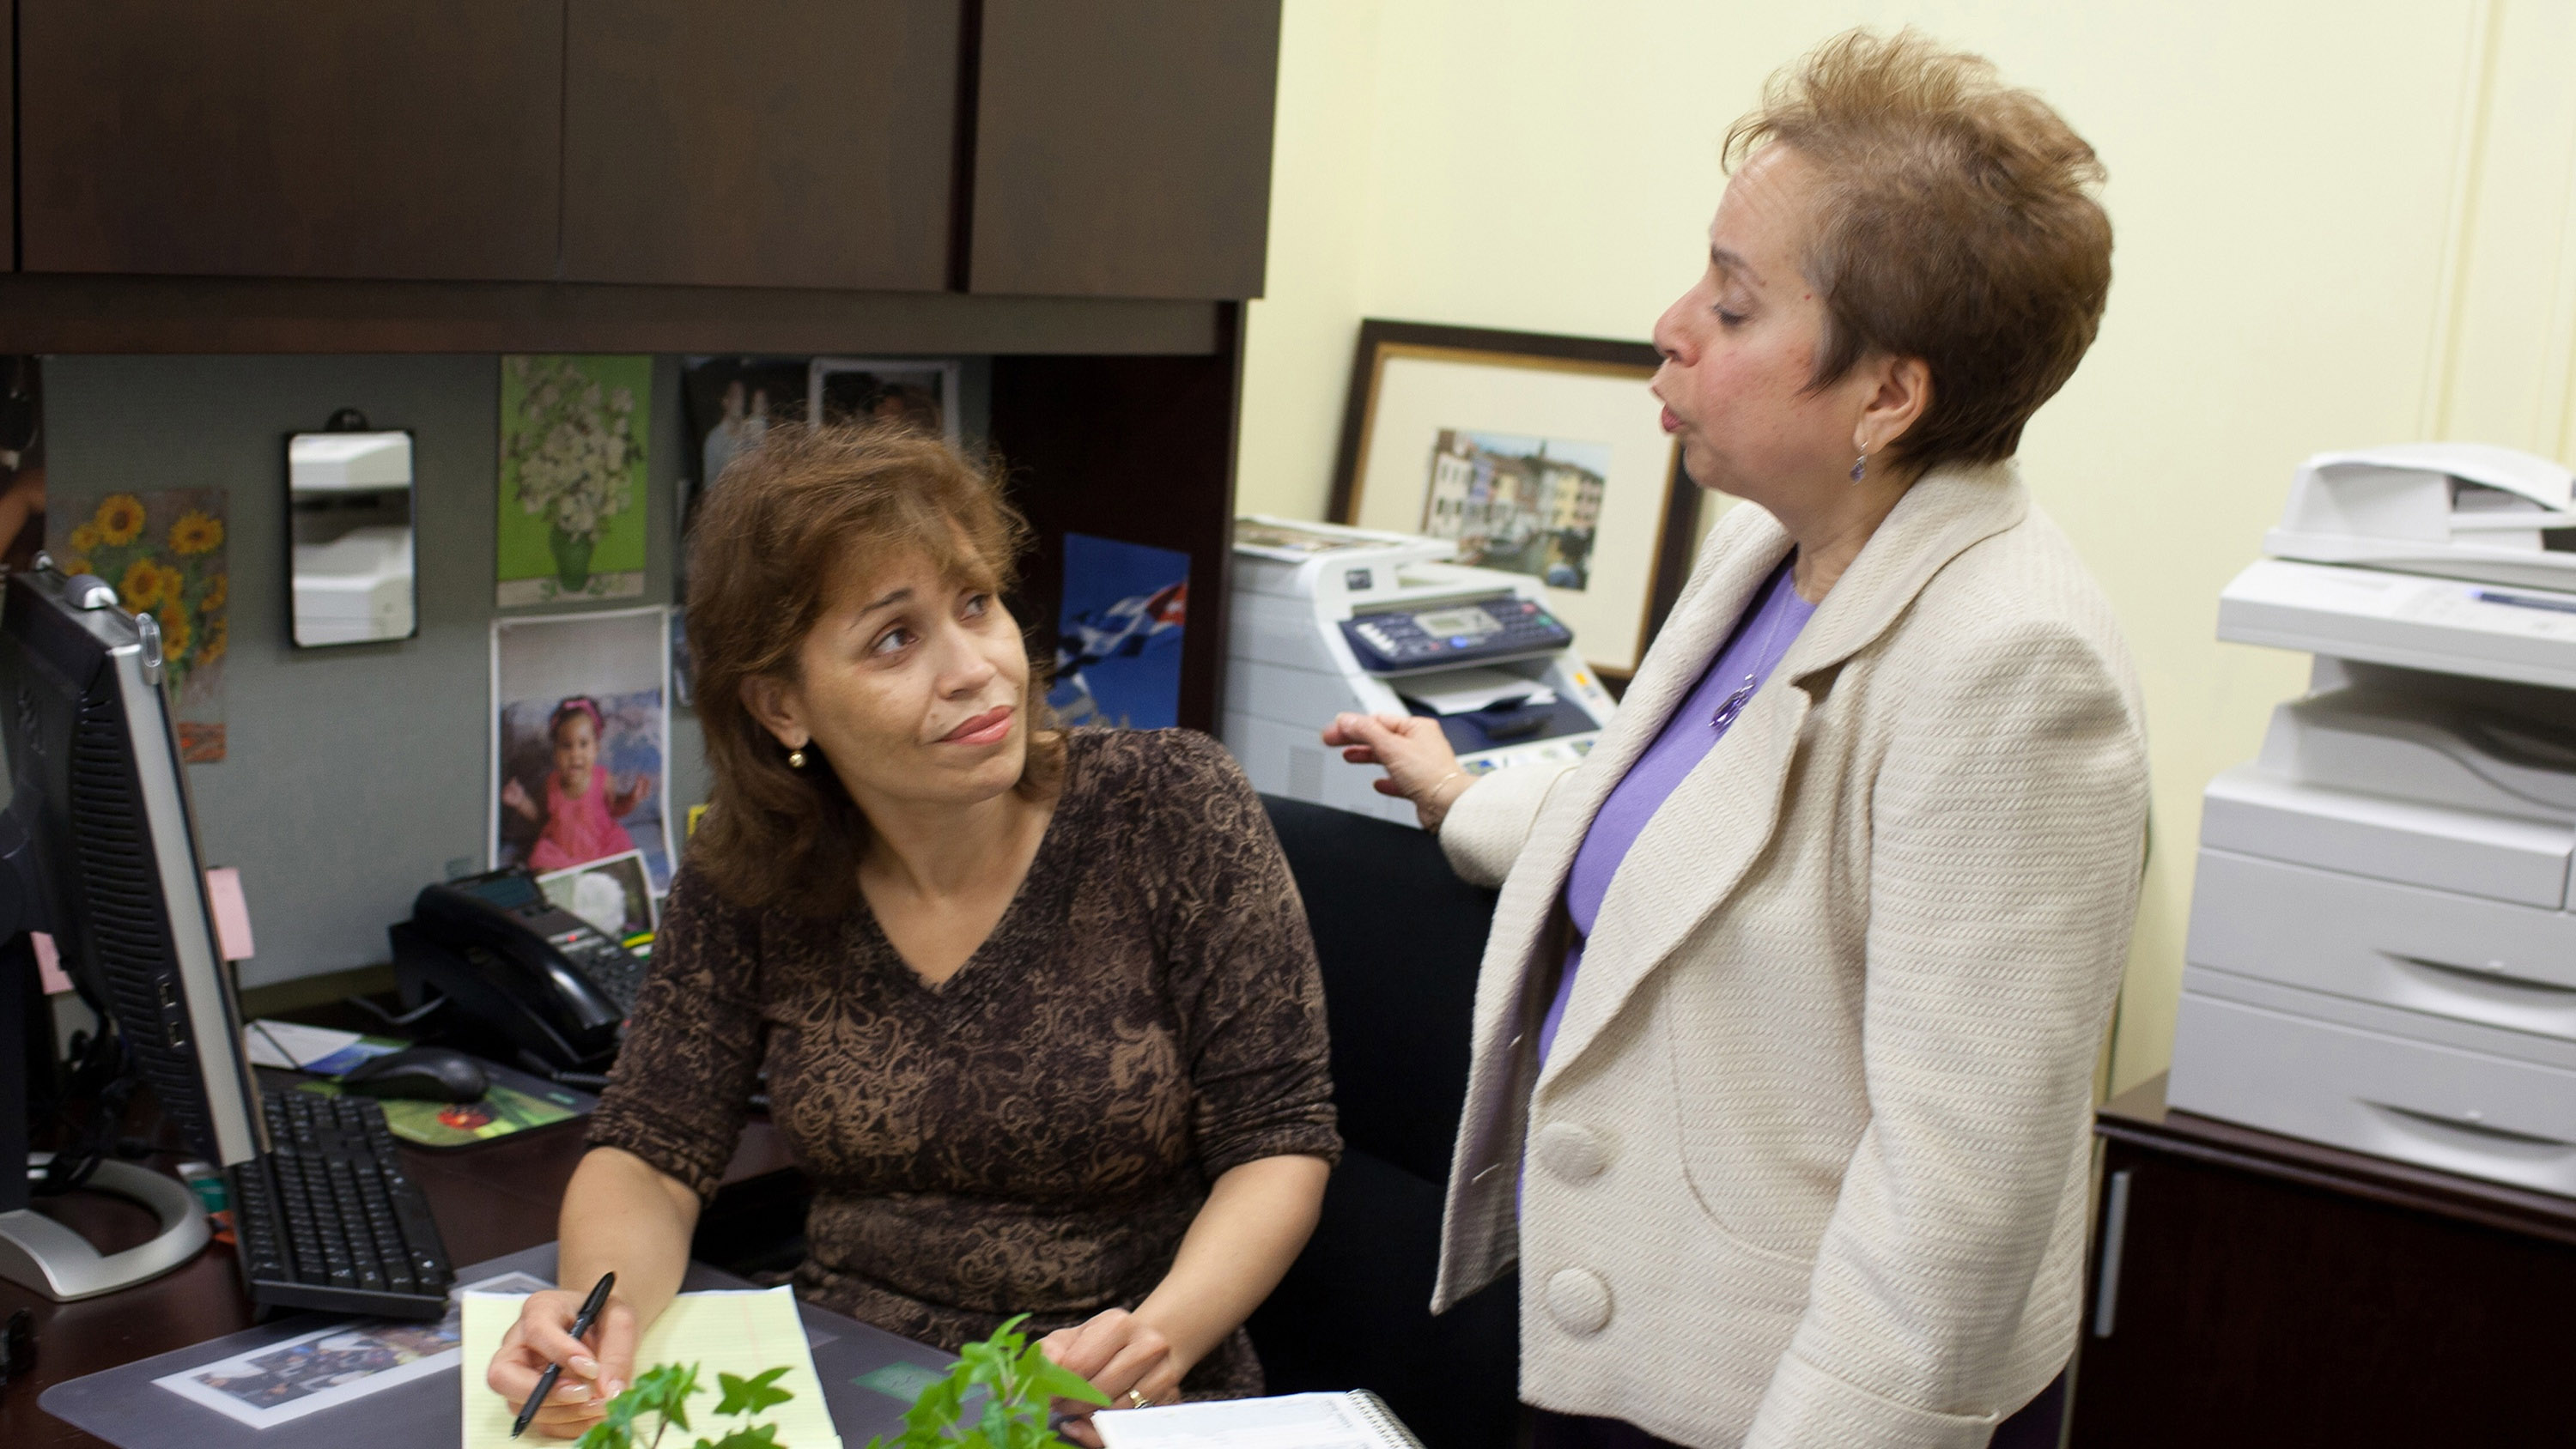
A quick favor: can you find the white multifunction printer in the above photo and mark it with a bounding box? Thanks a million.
[2172,442,2576,1196]
[1223,516,1617,826]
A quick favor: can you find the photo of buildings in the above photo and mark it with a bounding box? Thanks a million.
[1420,428,1609,590]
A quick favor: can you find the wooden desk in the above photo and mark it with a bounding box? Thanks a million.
[0,1106,799,1449]
[2069,1075,2576,1446]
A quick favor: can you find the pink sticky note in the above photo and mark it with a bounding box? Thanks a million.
[30,932,72,994]
[205,866,256,962]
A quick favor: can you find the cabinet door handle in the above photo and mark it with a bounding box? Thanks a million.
[2388,953,2576,998]
[2091,1168,2134,1339]
[2367,1101,2576,1151]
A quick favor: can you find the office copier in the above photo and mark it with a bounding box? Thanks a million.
[2173,443,2576,1195]
[1224,516,1617,826]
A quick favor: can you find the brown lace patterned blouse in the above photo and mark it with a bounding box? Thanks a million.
[586,730,1340,1397]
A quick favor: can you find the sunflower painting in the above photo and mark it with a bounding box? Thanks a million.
[51,488,230,761]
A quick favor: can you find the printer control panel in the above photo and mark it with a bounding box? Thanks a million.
[1340,595,1574,671]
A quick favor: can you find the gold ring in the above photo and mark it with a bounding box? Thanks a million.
[1126,1391,1152,1409]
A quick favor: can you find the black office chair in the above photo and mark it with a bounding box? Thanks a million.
[1249,795,1521,1449]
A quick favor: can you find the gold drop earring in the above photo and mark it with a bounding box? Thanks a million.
[787,746,810,770]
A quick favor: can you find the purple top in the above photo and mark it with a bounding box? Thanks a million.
[1534,558,1815,1067]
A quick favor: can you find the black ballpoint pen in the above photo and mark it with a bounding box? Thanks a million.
[513,1271,617,1440]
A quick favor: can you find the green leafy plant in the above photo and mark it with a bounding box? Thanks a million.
[575,1361,802,1449]
[865,1313,1111,1449]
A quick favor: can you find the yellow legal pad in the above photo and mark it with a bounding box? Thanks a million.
[460,1288,845,1449]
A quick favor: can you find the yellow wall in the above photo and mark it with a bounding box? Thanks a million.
[1238,0,2568,1092]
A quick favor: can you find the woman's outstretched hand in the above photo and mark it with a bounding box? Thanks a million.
[1321,712,1475,832]
[1040,1308,1179,1448]
[486,1287,639,1440]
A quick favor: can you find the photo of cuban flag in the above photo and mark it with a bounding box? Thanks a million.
[1048,532,1188,731]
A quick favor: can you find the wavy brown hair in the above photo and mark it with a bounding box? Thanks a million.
[684,423,1063,916]
[1726,28,2111,470]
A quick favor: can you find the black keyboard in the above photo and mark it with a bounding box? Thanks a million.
[226,1088,455,1320]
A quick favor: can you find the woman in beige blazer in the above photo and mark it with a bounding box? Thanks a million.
[1328,31,2148,1449]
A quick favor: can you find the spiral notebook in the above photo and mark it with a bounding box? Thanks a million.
[1091,1390,1424,1449]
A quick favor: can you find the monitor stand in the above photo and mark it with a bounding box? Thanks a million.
[0,925,211,1300]
[0,1154,211,1300]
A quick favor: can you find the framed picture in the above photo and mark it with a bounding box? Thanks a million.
[808,358,961,446]
[1330,319,1697,677]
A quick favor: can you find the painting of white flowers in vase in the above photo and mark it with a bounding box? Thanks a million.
[496,355,652,606]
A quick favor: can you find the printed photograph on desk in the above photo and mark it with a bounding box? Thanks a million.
[1333,319,1695,675]
[50,483,231,760]
[1234,518,1376,556]
[150,1270,551,1428]
[497,354,651,607]
[1048,532,1188,731]
[1,357,46,573]
[492,606,673,893]
[538,847,658,943]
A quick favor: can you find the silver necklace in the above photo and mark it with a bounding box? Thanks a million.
[1709,570,1800,731]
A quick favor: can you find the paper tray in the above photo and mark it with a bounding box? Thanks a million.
[40,1242,955,1449]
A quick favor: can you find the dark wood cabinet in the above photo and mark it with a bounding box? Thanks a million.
[994,323,1247,732]
[15,2,565,282]
[3,13,15,271]
[562,0,961,291]
[969,0,1280,299]
[2070,1076,2576,1446]
[5,2,1281,305]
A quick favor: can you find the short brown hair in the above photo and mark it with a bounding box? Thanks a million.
[684,424,1062,915]
[1726,29,2111,470]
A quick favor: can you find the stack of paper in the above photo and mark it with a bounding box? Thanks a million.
[1093,1391,1423,1449]
[241,1019,404,1076]
[460,1288,843,1449]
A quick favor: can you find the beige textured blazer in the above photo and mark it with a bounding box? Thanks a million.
[1432,463,2148,1449]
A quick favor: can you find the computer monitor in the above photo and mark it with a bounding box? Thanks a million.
[0,562,263,1299]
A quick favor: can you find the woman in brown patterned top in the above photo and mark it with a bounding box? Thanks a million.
[484,426,1340,1445]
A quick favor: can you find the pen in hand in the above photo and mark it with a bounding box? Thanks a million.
[513,1270,617,1440]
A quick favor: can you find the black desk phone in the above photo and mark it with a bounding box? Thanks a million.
[386,868,649,1076]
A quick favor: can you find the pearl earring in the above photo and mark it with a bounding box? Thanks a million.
[1850,450,1868,483]
[787,747,810,770]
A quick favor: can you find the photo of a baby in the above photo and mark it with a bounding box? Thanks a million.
[491,608,672,893]
[502,697,653,872]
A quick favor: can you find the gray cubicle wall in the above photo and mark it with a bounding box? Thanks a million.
[38,354,987,989]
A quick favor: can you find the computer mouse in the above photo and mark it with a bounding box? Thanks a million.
[339,1046,490,1104]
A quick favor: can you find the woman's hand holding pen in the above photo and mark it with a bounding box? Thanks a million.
[488,1286,639,1440]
